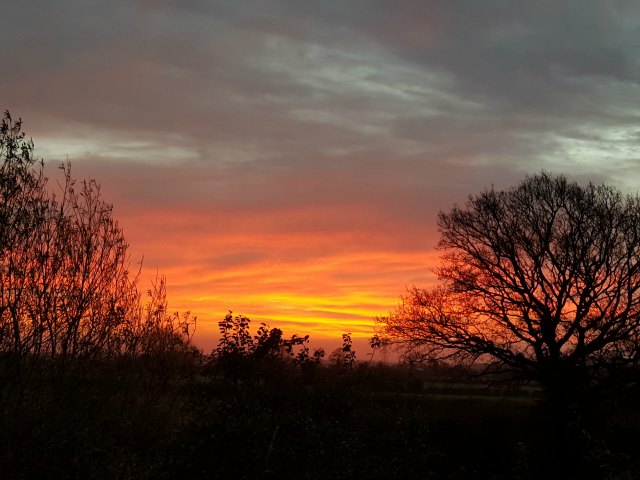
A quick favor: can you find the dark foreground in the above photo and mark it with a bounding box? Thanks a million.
[1,356,639,480]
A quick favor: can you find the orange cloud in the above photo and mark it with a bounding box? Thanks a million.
[31,150,455,354]
[118,203,441,350]
[161,251,438,349]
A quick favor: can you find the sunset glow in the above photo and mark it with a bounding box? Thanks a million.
[116,195,441,346]
[149,249,438,341]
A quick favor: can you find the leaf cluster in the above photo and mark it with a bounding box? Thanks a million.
[213,312,320,383]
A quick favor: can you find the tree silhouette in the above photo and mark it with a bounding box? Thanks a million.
[328,333,357,369]
[383,172,640,404]
[213,312,312,383]
[0,111,48,357]
[0,110,194,364]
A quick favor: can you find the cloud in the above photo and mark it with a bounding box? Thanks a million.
[3,1,639,343]
[6,1,638,178]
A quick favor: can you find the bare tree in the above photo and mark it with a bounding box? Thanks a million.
[0,111,48,358]
[0,111,195,365]
[383,172,640,402]
[49,164,135,360]
[118,274,196,359]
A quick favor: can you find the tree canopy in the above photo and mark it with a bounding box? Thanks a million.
[383,172,640,399]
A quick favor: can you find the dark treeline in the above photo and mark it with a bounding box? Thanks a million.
[1,112,639,479]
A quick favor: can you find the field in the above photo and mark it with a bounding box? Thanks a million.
[2,356,639,480]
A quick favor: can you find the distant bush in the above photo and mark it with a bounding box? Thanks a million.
[211,311,322,384]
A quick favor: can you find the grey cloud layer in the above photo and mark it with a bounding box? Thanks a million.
[3,1,639,227]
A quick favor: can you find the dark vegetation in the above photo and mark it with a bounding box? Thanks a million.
[1,112,639,479]
[384,172,640,400]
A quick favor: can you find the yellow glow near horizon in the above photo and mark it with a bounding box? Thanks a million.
[135,249,439,350]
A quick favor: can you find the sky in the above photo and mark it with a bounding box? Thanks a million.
[2,1,639,350]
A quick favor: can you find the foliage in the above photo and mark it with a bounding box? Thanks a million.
[329,332,357,369]
[383,172,640,403]
[213,311,314,382]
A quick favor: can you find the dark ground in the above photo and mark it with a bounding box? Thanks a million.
[1,357,639,480]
